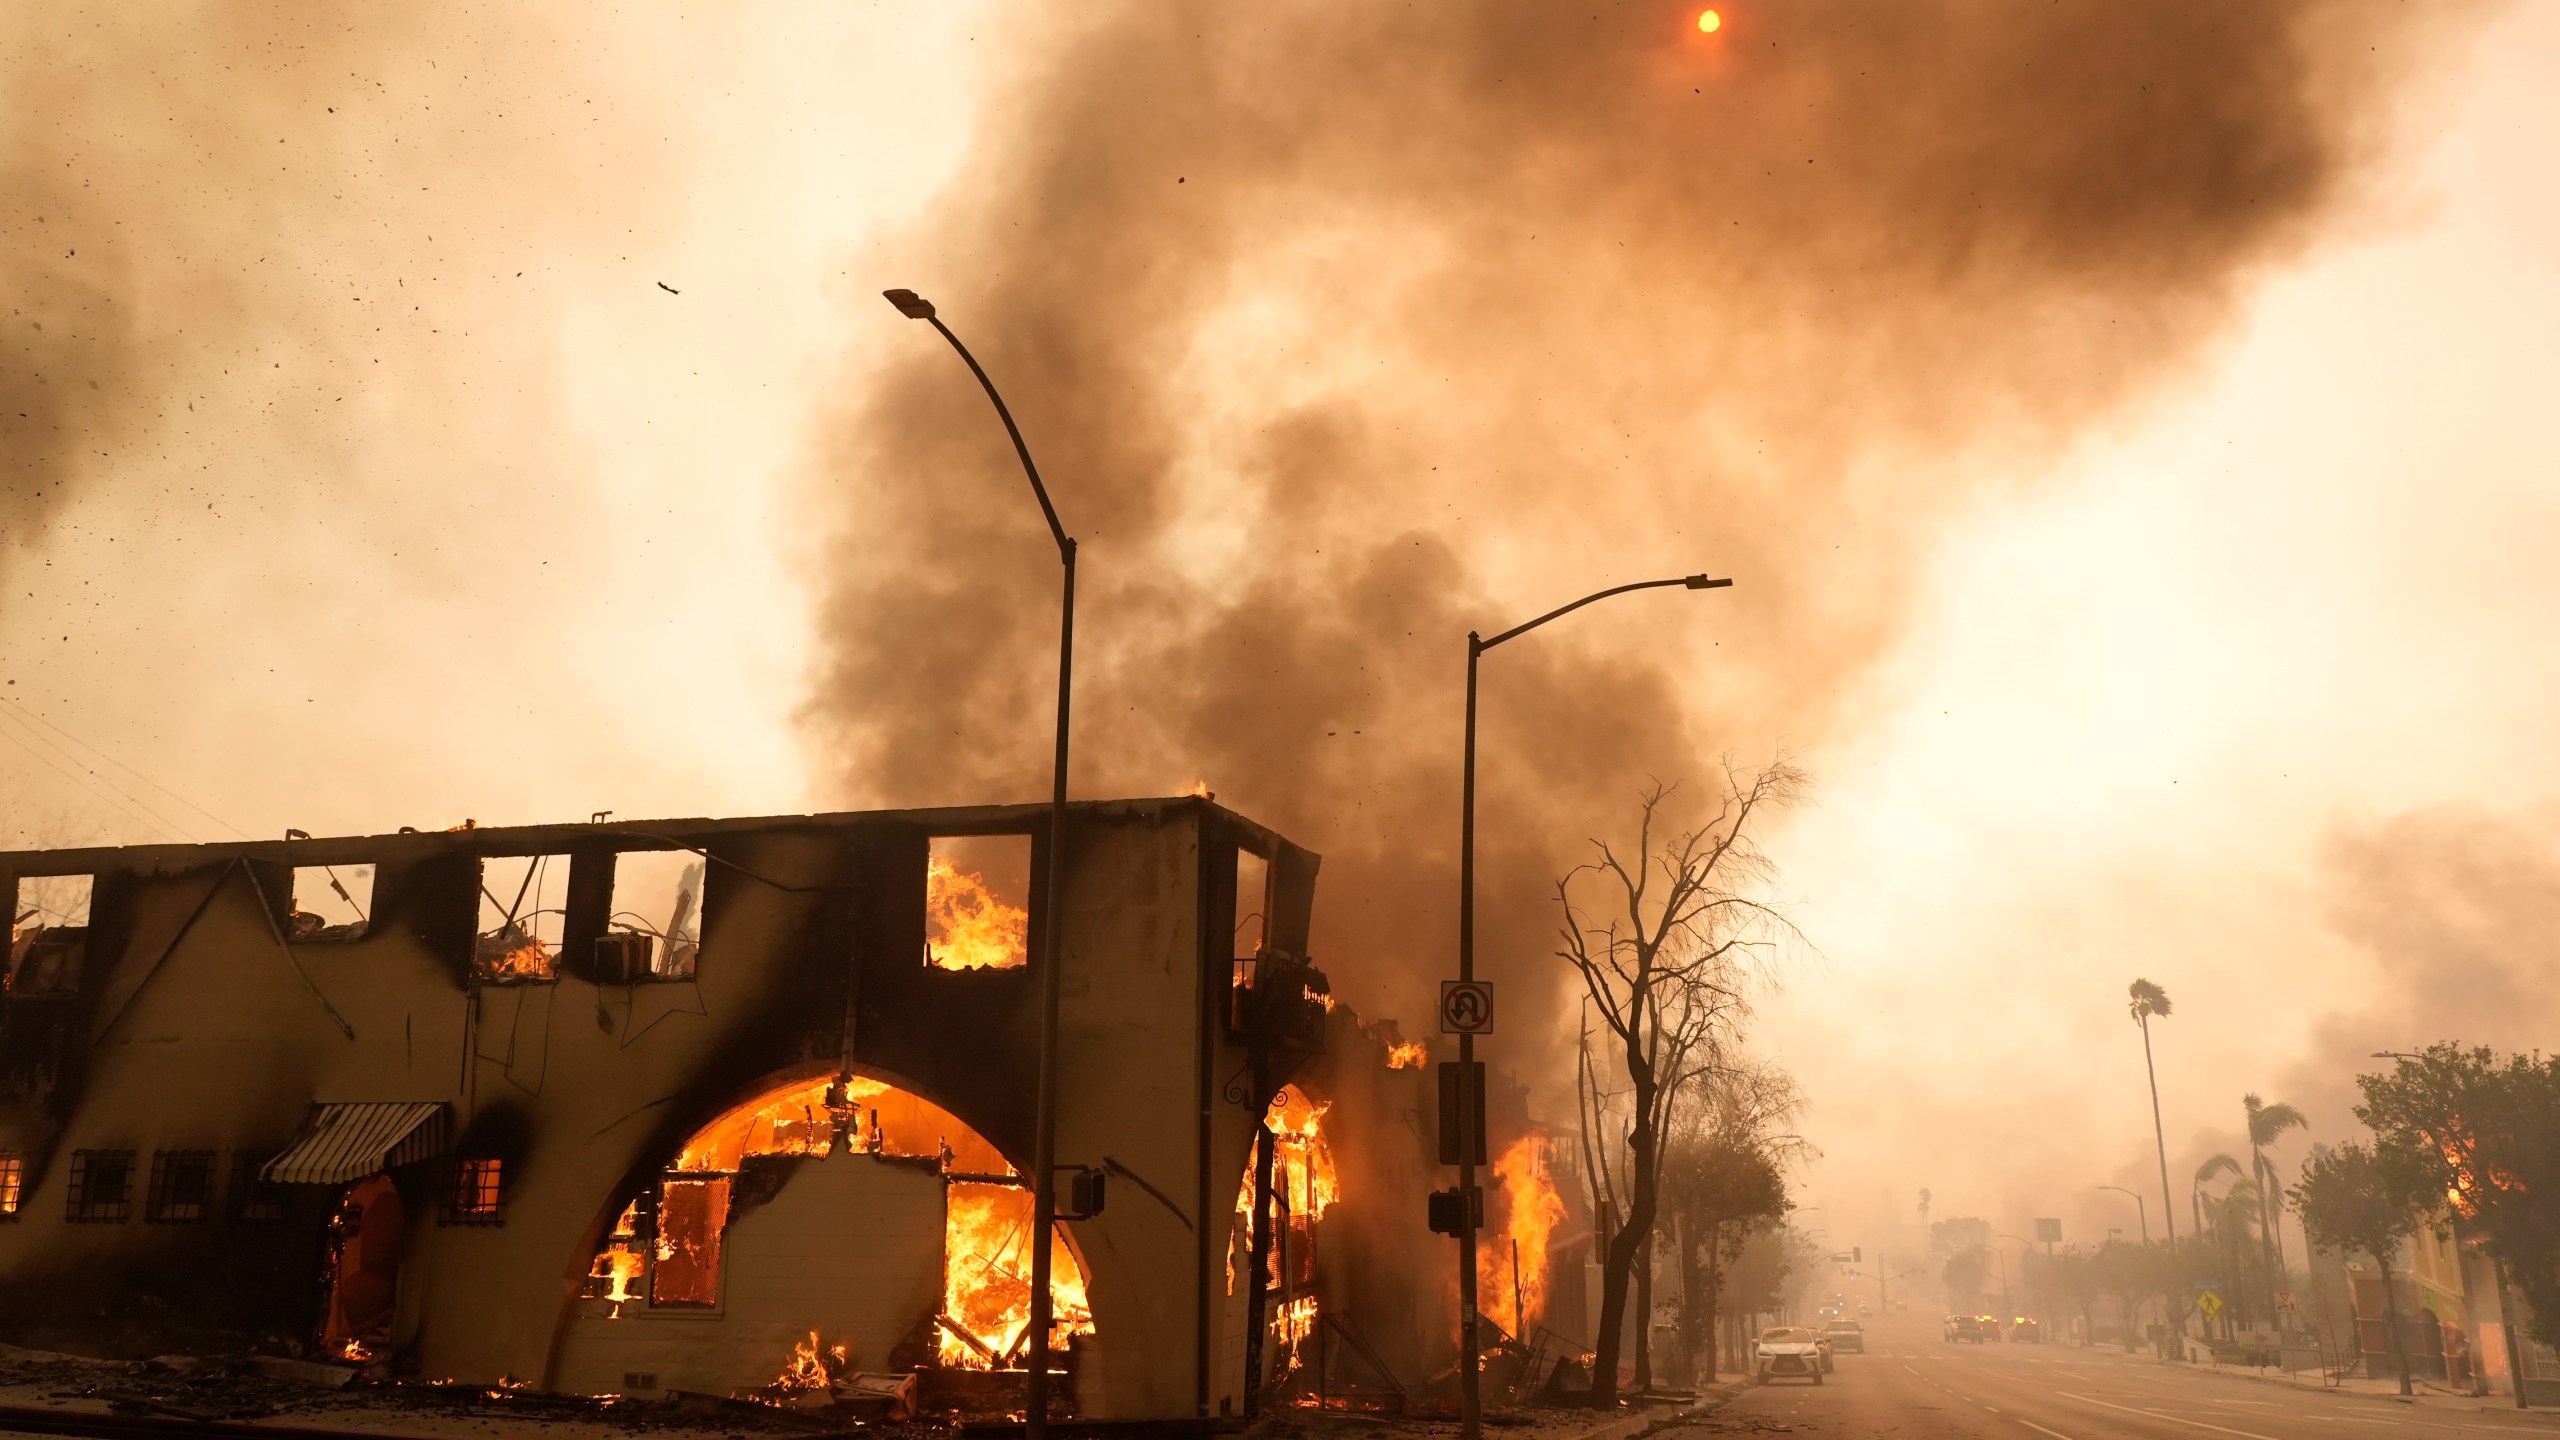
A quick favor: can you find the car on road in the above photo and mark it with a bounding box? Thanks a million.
[1756,1326,1827,1384]
[2009,1316,2043,1343]
[1822,1319,1866,1354]
[1943,1313,1985,1343]
[1976,1313,2003,1342]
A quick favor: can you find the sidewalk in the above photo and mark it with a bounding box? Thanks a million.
[1563,1376,1752,1440]
[2109,1343,2560,1423]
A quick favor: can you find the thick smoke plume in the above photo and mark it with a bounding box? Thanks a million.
[807,1,2457,1074]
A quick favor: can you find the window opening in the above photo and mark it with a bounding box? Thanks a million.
[66,1148,134,1223]
[289,864,372,941]
[924,835,1030,971]
[228,1151,286,1221]
[447,1157,504,1224]
[605,851,704,981]
[650,1176,730,1307]
[1230,848,1272,1015]
[0,1154,21,1219]
[475,854,568,982]
[9,874,93,996]
[1235,849,1270,961]
[146,1150,217,1222]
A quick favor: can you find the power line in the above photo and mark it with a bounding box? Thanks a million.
[0,695,247,838]
[0,715,191,844]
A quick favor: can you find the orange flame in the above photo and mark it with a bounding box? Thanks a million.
[1385,1040,1428,1069]
[926,858,1029,971]
[474,919,553,980]
[1274,1295,1318,1375]
[1479,1137,1566,1338]
[1186,780,1214,800]
[1229,1086,1340,1294]
[940,1182,1094,1368]
[773,1330,849,1394]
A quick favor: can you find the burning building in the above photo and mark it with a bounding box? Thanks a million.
[0,796,1326,1420]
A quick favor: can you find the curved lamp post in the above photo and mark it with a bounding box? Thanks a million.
[884,289,1076,1437]
[2097,1184,2150,1245]
[1455,573,1731,1437]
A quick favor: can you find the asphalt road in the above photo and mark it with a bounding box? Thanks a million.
[1672,1316,2557,1439]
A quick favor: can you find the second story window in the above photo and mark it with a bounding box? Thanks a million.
[924,835,1031,971]
[65,1149,134,1223]
[475,855,568,982]
[145,1151,216,1223]
[0,1154,22,1219]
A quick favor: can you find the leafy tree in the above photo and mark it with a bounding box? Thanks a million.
[2091,1238,2146,1350]
[2290,1139,2435,1396]
[1942,1247,1990,1310]
[2355,1044,2560,1346]
[1658,1137,1787,1380]
[1930,1216,1992,1255]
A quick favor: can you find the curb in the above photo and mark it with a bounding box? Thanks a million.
[1555,1378,1752,1440]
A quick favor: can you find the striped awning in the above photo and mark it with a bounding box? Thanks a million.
[262,1101,449,1185]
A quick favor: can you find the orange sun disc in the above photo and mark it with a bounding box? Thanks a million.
[1698,9,1722,32]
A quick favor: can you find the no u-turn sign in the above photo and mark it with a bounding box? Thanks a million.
[1439,980,1494,1036]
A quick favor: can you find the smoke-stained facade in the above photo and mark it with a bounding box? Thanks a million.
[0,798,1322,1420]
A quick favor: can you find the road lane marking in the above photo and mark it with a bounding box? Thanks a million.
[2061,1391,2280,1440]
[2020,1424,2081,1440]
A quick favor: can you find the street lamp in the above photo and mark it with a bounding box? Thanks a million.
[2097,1184,2150,1246]
[1454,573,1731,1437]
[884,289,1077,1437]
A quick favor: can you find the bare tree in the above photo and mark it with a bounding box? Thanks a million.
[1556,763,1804,1407]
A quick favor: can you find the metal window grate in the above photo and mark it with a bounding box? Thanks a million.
[65,1149,133,1223]
[145,1151,216,1223]
[0,1154,21,1219]
[227,1151,286,1221]
[446,1157,504,1225]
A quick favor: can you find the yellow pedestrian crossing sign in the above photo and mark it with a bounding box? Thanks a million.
[2197,1290,2224,1319]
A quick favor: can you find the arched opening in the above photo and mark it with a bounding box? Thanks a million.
[1230,1086,1338,1396]
[555,1070,1092,1403]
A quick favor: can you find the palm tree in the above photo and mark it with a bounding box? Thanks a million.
[2193,1154,2246,1335]
[2244,1093,2309,1327]
[2127,980,2179,1250]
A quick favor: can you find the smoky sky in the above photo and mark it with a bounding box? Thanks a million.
[805,2,2467,1076]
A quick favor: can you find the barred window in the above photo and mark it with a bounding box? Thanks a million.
[65,1149,134,1223]
[145,1151,217,1223]
[446,1157,504,1224]
[227,1151,286,1222]
[0,1154,22,1219]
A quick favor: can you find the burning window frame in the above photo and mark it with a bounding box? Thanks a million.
[443,1157,506,1225]
[0,1153,22,1220]
[921,832,1035,974]
[473,853,571,984]
[143,1150,217,1223]
[64,1148,134,1223]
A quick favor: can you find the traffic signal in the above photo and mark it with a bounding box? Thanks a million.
[1428,1186,1483,1236]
